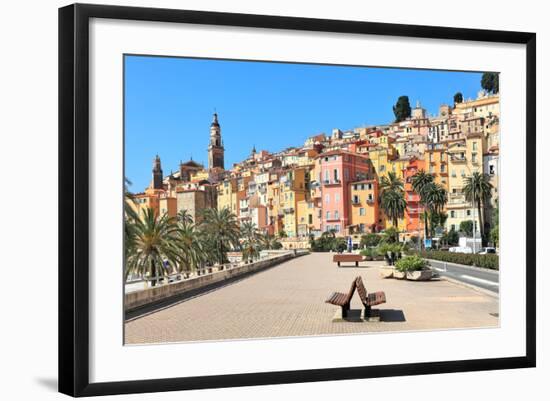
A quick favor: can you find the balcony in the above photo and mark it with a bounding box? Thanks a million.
[323,179,342,186]
[283,207,295,214]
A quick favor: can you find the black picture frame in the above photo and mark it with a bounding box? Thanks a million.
[59,3,536,397]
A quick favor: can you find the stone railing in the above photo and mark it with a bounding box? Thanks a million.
[125,250,308,315]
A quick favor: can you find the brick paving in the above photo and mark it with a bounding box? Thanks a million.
[124,252,499,344]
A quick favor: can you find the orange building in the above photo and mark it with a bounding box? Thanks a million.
[403,158,426,235]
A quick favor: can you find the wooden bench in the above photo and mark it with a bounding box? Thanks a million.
[355,276,386,318]
[332,253,364,267]
[325,279,356,318]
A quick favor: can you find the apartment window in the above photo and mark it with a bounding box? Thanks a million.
[324,170,330,182]
[326,211,330,220]
[333,169,340,181]
[308,214,313,224]
[450,211,455,218]
[335,225,341,232]
[473,142,478,151]
[359,208,366,216]
[334,211,339,220]
[461,169,465,177]
[353,184,358,190]
[380,165,386,172]
[472,153,477,163]
[440,165,445,173]
[325,194,330,204]
[368,194,373,202]
[353,195,359,204]
[489,165,495,175]
[367,183,372,190]
[335,193,340,203]
[467,210,471,216]
[451,224,456,231]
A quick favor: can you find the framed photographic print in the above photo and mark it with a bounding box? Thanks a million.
[58,3,536,397]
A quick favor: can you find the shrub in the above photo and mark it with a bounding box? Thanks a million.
[360,233,381,248]
[360,248,373,258]
[407,250,499,270]
[395,255,428,272]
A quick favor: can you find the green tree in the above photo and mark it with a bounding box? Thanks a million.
[199,207,241,265]
[380,227,399,244]
[423,182,448,237]
[125,208,181,285]
[380,172,406,229]
[175,220,207,273]
[240,221,261,263]
[490,199,499,247]
[360,233,381,248]
[481,72,499,94]
[177,209,194,227]
[445,228,460,246]
[453,92,463,104]
[463,172,493,242]
[124,178,139,260]
[259,233,283,250]
[411,170,434,238]
[392,95,412,122]
[459,220,474,236]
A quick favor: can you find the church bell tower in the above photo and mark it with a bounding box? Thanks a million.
[208,112,225,170]
[152,154,163,189]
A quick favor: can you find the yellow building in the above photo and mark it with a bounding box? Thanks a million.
[445,134,483,233]
[348,179,379,234]
[368,146,397,179]
[424,143,449,189]
[279,167,308,237]
[217,177,238,215]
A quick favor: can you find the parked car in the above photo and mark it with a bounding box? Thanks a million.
[478,247,497,254]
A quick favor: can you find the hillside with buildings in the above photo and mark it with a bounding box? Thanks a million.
[129,91,499,249]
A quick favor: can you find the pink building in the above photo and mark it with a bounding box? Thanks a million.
[317,150,372,235]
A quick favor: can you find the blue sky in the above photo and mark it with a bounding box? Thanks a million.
[125,55,483,191]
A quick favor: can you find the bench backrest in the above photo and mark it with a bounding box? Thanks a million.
[333,254,362,262]
[344,278,357,304]
[355,276,368,305]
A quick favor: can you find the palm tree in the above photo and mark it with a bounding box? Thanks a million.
[380,171,404,192]
[124,178,139,261]
[174,219,206,274]
[125,207,181,286]
[463,172,493,241]
[411,170,434,238]
[240,221,259,242]
[199,207,241,265]
[177,209,194,227]
[423,182,448,237]
[380,189,407,229]
[240,221,261,263]
[259,233,282,250]
[380,172,406,229]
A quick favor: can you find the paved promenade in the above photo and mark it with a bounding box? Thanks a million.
[125,252,499,344]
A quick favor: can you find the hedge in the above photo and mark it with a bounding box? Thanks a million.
[408,250,499,270]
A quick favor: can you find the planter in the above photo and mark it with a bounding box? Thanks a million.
[406,269,433,281]
[379,266,395,278]
[393,270,406,279]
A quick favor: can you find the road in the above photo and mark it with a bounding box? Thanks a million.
[428,259,499,294]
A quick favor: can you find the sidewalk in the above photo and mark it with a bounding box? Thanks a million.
[125,252,499,344]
